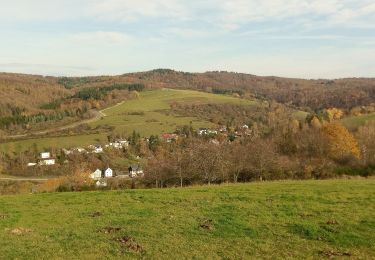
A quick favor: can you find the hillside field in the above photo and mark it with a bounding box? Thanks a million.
[0,89,261,154]
[0,179,374,259]
[341,112,375,130]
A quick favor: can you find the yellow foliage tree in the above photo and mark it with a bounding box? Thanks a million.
[326,108,344,121]
[321,123,360,160]
[39,166,94,193]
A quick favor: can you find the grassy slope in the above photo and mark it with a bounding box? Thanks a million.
[0,180,374,259]
[0,89,260,153]
[91,89,259,136]
[341,113,375,130]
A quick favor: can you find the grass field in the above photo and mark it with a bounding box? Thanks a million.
[90,88,260,136]
[0,89,260,154]
[341,112,375,130]
[0,179,374,259]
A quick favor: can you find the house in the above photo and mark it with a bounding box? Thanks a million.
[40,152,51,159]
[118,139,129,147]
[104,167,113,178]
[39,158,56,166]
[93,145,103,153]
[108,140,128,149]
[128,165,144,178]
[38,152,56,166]
[96,179,107,187]
[90,169,102,180]
[198,128,218,136]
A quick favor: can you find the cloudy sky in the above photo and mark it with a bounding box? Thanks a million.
[0,0,374,78]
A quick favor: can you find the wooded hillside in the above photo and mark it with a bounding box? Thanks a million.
[0,70,374,133]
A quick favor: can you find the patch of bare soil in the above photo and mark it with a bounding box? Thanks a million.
[89,212,102,218]
[98,227,122,234]
[115,236,144,253]
[199,219,214,231]
[0,213,7,220]
[326,220,339,225]
[8,227,33,235]
[319,249,352,258]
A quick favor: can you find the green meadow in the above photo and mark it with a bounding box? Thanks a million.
[0,179,374,259]
[91,89,259,136]
[0,89,260,154]
[341,112,375,130]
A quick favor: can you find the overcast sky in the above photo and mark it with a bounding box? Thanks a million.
[0,0,374,78]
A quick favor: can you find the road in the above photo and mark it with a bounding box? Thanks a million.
[0,177,51,182]
[4,101,125,139]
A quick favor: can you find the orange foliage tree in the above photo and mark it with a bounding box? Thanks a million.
[321,123,360,161]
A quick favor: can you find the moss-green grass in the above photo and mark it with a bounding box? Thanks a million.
[0,89,260,154]
[90,88,260,136]
[0,179,374,259]
[341,112,375,130]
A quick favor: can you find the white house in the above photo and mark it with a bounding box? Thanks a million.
[198,128,218,136]
[40,152,51,159]
[90,169,102,180]
[39,159,56,166]
[93,145,103,154]
[104,168,113,178]
[118,140,129,147]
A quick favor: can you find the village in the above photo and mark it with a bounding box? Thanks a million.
[25,124,251,187]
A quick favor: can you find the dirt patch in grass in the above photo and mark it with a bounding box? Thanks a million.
[326,220,339,225]
[199,219,214,231]
[319,249,352,257]
[98,227,122,234]
[7,227,33,235]
[0,213,8,220]
[89,212,102,218]
[115,236,144,253]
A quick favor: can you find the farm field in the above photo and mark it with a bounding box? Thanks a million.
[0,89,260,154]
[0,179,374,259]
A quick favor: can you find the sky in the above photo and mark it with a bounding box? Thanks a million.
[0,0,374,79]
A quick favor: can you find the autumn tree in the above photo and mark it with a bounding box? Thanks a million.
[325,108,344,121]
[356,122,375,165]
[191,141,227,185]
[321,123,360,161]
[248,138,280,181]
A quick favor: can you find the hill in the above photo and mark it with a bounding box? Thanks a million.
[0,89,263,153]
[0,69,375,119]
[0,179,374,259]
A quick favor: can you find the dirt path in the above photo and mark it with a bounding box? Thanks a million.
[4,101,125,139]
